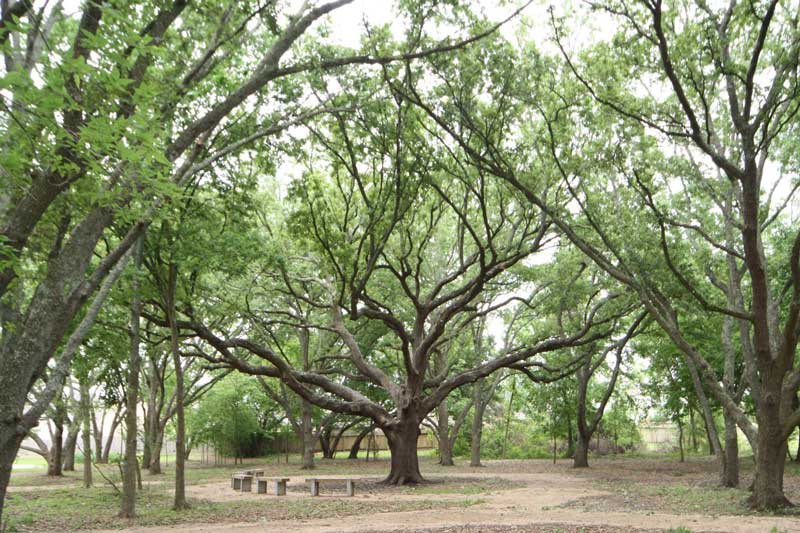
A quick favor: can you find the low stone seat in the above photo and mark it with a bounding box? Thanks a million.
[306,477,356,497]
[232,473,253,492]
[257,477,290,495]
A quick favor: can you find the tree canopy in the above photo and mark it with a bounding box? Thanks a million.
[1,0,799,522]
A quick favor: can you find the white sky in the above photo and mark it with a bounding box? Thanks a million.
[320,0,613,51]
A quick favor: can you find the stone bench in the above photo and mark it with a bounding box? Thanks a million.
[306,477,356,497]
[232,473,253,492]
[257,477,290,495]
[242,469,265,477]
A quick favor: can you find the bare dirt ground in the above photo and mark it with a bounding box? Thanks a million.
[96,457,800,533]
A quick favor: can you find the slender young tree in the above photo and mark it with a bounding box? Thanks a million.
[120,237,144,519]
[166,263,188,510]
[574,314,645,468]
[79,379,93,489]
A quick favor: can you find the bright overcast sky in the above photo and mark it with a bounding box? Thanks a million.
[321,0,608,51]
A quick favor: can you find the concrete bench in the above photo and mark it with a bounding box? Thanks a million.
[257,477,290,495]
[242,469,265,477]
[306,477,356,497]
[232,473,253,492]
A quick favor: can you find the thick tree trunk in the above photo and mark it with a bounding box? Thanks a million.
[301,399,314,469]
[750,434,790,509]
[136,454,143,491]
[120,237,143,519]
[48,418,64,477]
[721,410,739,488]
[573,432,590,468]
[319,426,333,459]
[92,406,106,464]
[47,392,68,477]
[432,347,454,467]
[101,416,119,464]
[749,398,791,509]
[349,426,372,459]
[62,423,79,471]
[141,423,151,471]
[148,428,163,474]
[0,425,23,525]
[469,321,489,468]
[437,400,454,466]
[80,380,92,488]
[383,418,423,485]
[470,380,486,467]
[297,327,315,469]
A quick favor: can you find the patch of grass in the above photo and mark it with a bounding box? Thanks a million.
[783,461,800,476]
[12,457,48,467]
[578,476,800,518]
[3,485,481,532]
[403,477,525,495]
[645,484,750,515]
[8,471,83,488]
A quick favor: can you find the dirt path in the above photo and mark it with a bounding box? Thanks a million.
[95,469,800,533]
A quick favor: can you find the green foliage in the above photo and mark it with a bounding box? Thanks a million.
[476,422,556,460]
[186,374,268,458]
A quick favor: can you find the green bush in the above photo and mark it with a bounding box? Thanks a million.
[452,420,558,460]
[187,374,267,458]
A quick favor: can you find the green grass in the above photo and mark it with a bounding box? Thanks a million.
[4,455,493,531]
[11,457,48,472]
[3,486,481,532]
[588,477,800,517]
[646,484,750,515]
[12,457,48,466]
[8,472,82,488]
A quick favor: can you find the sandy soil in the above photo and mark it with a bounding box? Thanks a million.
[94,465,800,533]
